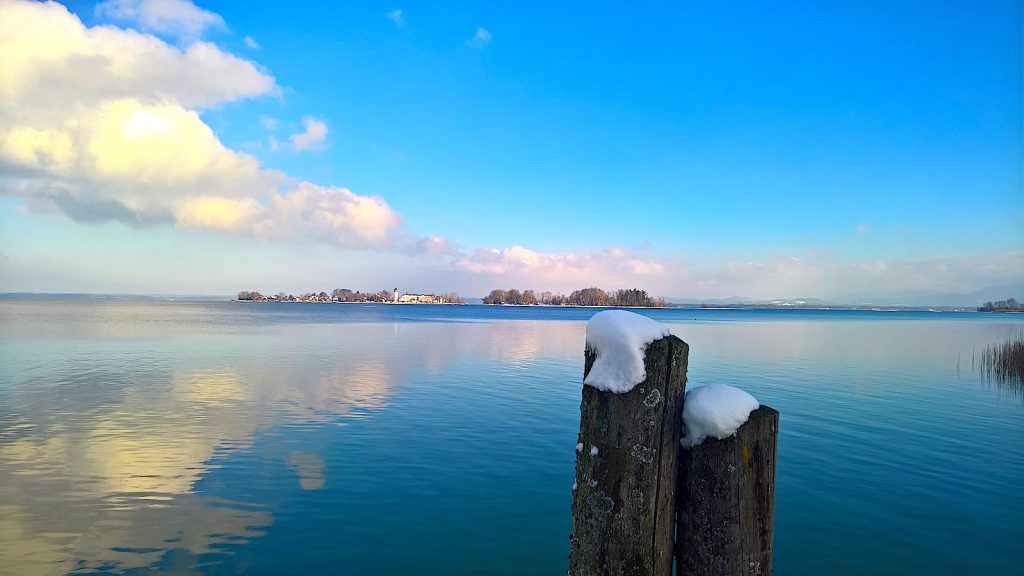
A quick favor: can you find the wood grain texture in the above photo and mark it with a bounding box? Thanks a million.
[676,406,779,576]
[569,335,688,576]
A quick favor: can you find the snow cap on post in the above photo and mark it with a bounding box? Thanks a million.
[681,383,760,447]
[584,309,670,393]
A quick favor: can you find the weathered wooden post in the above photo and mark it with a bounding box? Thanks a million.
[569,311,688,576]
[676,405,779,576]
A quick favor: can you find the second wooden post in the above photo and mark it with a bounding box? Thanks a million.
[676,405,779,576]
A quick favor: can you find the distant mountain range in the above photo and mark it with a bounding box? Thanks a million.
[666,296,834,307]
[665,283,1024,309]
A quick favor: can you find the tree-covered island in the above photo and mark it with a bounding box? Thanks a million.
[978,298,1023,312]
[482,287,667,307]
[237,289,465,304]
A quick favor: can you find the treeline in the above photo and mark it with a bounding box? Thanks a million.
[439,292,467,304]
[237,289,465,303]
[482,287,666,307]
[979,298,1023,312]
[237,289,391,302]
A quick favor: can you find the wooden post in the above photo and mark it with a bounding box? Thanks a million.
[676,406,779,576]
[569,335,688,576]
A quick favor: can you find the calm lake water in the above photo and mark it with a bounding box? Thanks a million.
[1,301,1021,575]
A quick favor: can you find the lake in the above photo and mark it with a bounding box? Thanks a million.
[0,300,1021,575]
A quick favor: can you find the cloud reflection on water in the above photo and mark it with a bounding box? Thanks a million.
[0,316,575,574]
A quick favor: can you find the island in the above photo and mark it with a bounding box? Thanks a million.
[978,298,1023,312]
[482,287,667,307]
[237,288,466,304]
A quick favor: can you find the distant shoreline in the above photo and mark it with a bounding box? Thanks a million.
[230,297,983,311]
[235,300,468,305]
[0,293,1007,312]
[235,300,985,312]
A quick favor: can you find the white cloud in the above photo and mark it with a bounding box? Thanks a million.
[243,35,260,50]
[412,235,461,258]
[466,27,491,48]
[95,0,225,41]
[0,2,274,110]
[454,245,666,286]
[0,1,404,249]
[385,9,404,27]
[288,117,329,152]
[1,96,280,226]
[176,182,406,248]
[857,221,870,236]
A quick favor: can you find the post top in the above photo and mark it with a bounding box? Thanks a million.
[681,383,760,447]
[584,309,670,393]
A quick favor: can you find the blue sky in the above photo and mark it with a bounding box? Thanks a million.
[0,0,1020,301]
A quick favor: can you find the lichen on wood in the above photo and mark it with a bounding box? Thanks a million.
[569,335,688,576]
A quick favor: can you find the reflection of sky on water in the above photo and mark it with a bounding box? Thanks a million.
[0,301,1020,575]
[287,451,326,490]
[0,306,582,575]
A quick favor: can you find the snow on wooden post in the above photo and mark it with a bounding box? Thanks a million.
[676,384,779,576]
[569,310,688,576]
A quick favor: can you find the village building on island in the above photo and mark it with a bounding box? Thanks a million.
[397,292,445,304]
